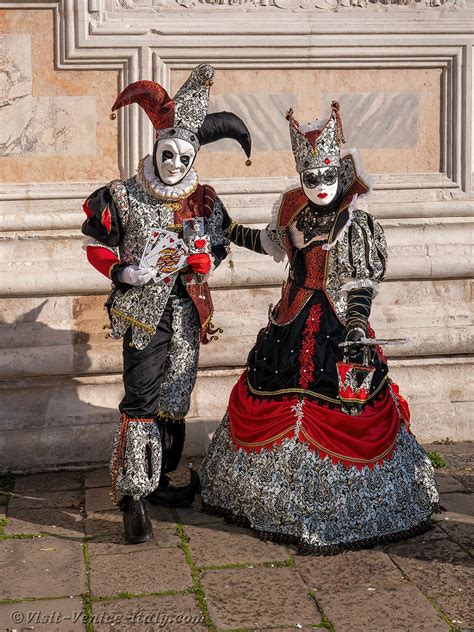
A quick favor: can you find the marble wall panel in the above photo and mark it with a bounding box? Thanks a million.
[0,34,31,102]
[1,35,97,156]
[472,63,474,192]
[0,279,471,381]
[206,92,295,152]
[204,92,419,155]
[320,93,419,149]
[173,67,442,179]
[1,9,118,183]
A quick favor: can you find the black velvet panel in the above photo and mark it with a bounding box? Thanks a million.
[247,291,388,405]
[81,185,123,247]
[119,300,174,418]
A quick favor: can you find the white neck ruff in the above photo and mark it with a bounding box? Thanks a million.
[137,155,198,200]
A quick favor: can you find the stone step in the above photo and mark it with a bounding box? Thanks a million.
[0,280,472,379]
[0,221,472,298]
[0,356,472,472]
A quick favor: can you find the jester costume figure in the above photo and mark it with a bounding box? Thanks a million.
[81,65,251,544]
[200,102,439,554]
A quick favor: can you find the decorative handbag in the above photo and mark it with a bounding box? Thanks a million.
[336,360,376,405]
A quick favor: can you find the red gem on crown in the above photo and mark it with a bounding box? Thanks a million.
[324,158,331,165]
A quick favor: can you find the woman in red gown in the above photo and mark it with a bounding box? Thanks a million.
[199,102,438,555]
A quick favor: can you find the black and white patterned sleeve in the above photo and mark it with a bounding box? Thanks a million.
[338,210,388,294]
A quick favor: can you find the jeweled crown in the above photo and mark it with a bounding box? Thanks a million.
[286,101,345,173]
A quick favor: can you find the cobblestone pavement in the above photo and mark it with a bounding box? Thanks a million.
[0,442,472,632]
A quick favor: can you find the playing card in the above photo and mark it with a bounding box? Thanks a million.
[140,227,189,283]
[140,227,167,270]
[145,234,179,269]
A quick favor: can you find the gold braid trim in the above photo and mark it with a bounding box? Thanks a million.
[201,309,214,333]
[247,373,388,405]
[227,221,238,239]
[229,422,295,448]
[110,413,155,505]
[200,308,223,342]
[300,426,397,464]
[110,308,156,334]
[155,410,185,423]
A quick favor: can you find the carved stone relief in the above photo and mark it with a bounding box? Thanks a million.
[108,0,464,10]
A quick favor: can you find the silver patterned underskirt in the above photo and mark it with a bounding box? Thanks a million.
[199,416,439,554]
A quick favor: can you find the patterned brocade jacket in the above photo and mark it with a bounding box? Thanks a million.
[82,159,231,350]
[262,185,388,326]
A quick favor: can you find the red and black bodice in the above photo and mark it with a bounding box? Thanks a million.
[246,239,388,407]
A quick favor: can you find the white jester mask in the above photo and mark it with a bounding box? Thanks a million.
[155,137,196,186]
[301,166,340,206]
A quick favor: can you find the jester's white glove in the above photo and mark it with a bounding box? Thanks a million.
[117,265,153,286]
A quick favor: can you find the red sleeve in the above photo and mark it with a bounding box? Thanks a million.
[86,245,120,278]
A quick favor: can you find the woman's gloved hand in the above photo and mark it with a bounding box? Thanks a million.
[187,253,212,275]
[342,325,367,364]
[117,264,152,286]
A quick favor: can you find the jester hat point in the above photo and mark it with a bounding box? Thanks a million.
[111,64,252,163]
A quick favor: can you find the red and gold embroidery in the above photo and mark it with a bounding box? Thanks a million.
[299,303,323,390]
[272,245,327,326]
[277,188,308,228]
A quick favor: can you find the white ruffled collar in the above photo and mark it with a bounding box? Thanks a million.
[137,155,198,200]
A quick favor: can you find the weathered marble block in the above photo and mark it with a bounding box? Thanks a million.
[0,279,471,380]
[0,356,472,471]
[0,35,96,157]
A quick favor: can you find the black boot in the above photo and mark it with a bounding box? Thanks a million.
[147,467,200,508]
[160,419,186,475]
[119,495,153,544]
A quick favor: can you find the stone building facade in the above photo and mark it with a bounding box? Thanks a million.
[0,0,473,471]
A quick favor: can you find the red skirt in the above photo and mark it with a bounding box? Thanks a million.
[228,372,410,469]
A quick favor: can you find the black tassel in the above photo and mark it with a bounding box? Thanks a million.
[197,111,252,160]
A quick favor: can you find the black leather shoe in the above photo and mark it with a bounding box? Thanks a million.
[119,495,153,544]
[147,467,200,508]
